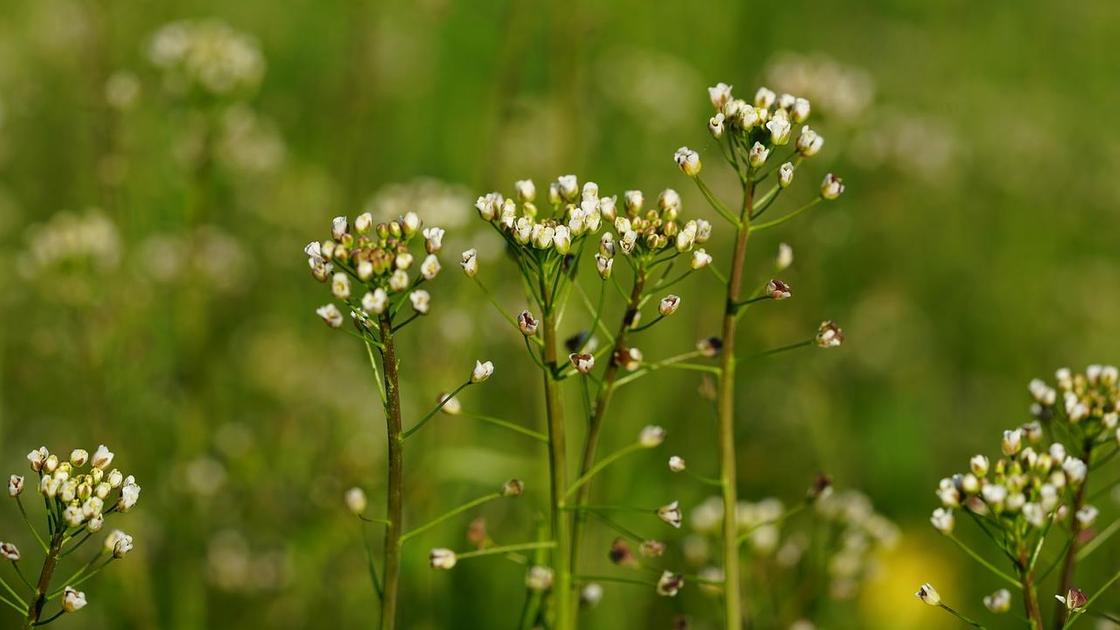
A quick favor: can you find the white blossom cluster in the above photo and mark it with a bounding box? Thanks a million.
[18,209,121,278]
[1029,365,1120,442]
[307,212,444,328]
[148,20,265,96]
[593,188,714,280]
[21,445,142,532]
[474,175,608,257]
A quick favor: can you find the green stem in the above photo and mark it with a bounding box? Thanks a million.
[539,290,573,630]
[402,493,503,543]
[377,314,404,630]
[402,381,471,439]
[457,541,556,561]
[749,197,822,232]
[460,412,549,442]
[565,443,644,499]
[937,603,987,629]
[694,176,741,227]
[946,535,1020,587]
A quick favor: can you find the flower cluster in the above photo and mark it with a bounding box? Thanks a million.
[19,210,121,278]
[595,188,713,280]
[474,175,607,256]
[148,20,265,96]
[24,445,141,529]
[1029,365,1120,444]
[307,212,444,328]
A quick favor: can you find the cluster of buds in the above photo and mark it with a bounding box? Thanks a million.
[1029,365,1120,445]
[699,83,843,201]
[930,426,1089,535]
[595,188,713,279]
[24,445,141,530]
[148,19,265,96]
[475,176,606,256]
[308,212,444,328]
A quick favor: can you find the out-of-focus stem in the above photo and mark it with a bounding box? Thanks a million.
[717,181,754,630]
[1019,550,1044,630]
[1054,442,1092,628]
[378,314,404,630]
[540,292,572,630]
[569,272,645,584]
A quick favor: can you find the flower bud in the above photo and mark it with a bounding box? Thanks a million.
[111,532,134,558]
[518,310,539,336]
[697,337,723,358]
[316,304,344,328]
[929,508,954,534]
[345,487,367,515]
[471,360,494,383]
[569,353,595,374]
[27,447,48,472]
[526,566,554,591]
[640,425,666,448]
[1063,457,1087,484]
[796,126,824,156]
[791,97,811,124]
[91,445,114,470]
[70,449,89,467]
[580,583,603,608]
[970,454,989,477]
[766,117,792,145]
[595,254,613,280]
[778,162,795,188]
[0,542,19,561]
[659,295,681,316]
[640,540,666,558]
[331,216,348,240]
[754,87,776,109]
[401,212,421,237]
[459,249,478,278]
[361,289,388,315]
[437,392,461,415]
[776,243,793,270]
[820,173,845,200]
[915,583,940,606]
[553,225,572,254]
[557,175,579,202]
[656,571,684,597]
[623,191,643,215]
[691,249,712,269]
[62,587,87,613]
[657,501,682,528]
[708,82,733,110]
[610,538,636,566]
[9,475,23,497]
[354,212,373,235]
[1075,505,1098,528]
[766,279,791,300]
[815,321,844,348]
[748,142,769,167]
[427,547,456,570]
[1001,429,1023,456]
[514,179,536,203]
[983,589,1011,613]
[668,456,686,472]
[1056,588,1087,611]
[708,113,725,138]
[673,147,701,177]
[331,272,351,299]
[422,227,444,254]
[501,479,525,497]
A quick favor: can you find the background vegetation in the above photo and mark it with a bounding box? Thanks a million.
[1,0,1117,627]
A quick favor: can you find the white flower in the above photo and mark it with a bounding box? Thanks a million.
[1056,588,1088,611]
[316,304,344,328]
[9,475,24,497]
[362,289,388,315]
[708,82,733,110]
[766,117,792,145]
[557,175,579,201]
[107,469,124,488]
[815,321,844,348]
[659,295,681,316]
[796,126,824,156]
[776,243,793,270]
[438,392,461,415]
[471,360,494,383]
[983,589,1011,613]
[1062,457,1087,485]
[569,353,595,375]
[432,544,459,569]
[422,227,444,253]
[754,87,776,109]
[87,513,104,532]
[517,311,539,336]
[657,501,682,528]
[820,173,845,200]
[668,456,686,472]
[708,113,725,138]
[345,487,367,515]
[970,455,990,477]
[790,97,811,124]
[459,249,478,278]
[526,565,554,591]
[91,445,114,471]
[354,212,373,235]
[70,449,89,467]
[62,587,86,612]
[1001,429,1023,456]
[929,508,954,534]
[0,542,19,561]
[64,505,84,527]
[82,497,104,519]
[691,249,712,269]
[394,251,414,270]
[673,147,702,177]
[915,583,940,606]
[656,571,684,597]
[580,582,604,607]
[419,255,441,281]
[748,142,770,167]
[1075,505,1098,528]
[778,162,795,188]
[118,476,141,511]
[27,447,48,472]
[514,179,536,202]
[111,532,134,558]
[981,483,1007,507]
[553,225,572,254]
[935,478,960,507]
[595,254,613,279]
[388,269,409,292]
[401,212,421,236]
[475,193,502,220]
[331,272,351,299]
[331,216,348,240]
[640,426,666,448]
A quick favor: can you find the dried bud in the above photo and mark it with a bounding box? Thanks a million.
[748,142,770,167]
[640,540,666,558]
[331,216,348,240]
[697,337,723,358]
[659,295,681,316]
[91,445,114,471]
[62,587,87,613]
[9,475,24,497]
[766,279,791,300]
[815,321,844,348]
[517,310,539,336]
[570,353,595,374]
[1056,588,1087,611]
[27,447,48,472]
[595,254,613,280]
[0,542,19,561]
[609,538,636,566]
[471,360,495,383]
[345,487,367,515]
[501,479,525,497]
[708,113,725,139]
[657,501,683,528]
[429,548,457,570]
[70,449,89,467]
[656,571,684,597]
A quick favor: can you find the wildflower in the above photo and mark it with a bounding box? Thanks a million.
[640,540,666,557]
[767,279,792,300]
[766,117,792,145]
[815,321,844,348]
[87,514,104,533]
[595,254,613,279]
[419,255,441,281]
[526,565,554,591]
[640,426,667,448]
[929,508,954,534]
[791,98,811,124]
[459,249,478,278]
[331,216,348,240]
[669,456,686,472]
[658,501,683,528]
[0,542,19,561]
[70,449,89,467]
[345,487,367,515]
[471,360,494,383]
[915,583,940,606]
[118,476,141,511]
[691,249,712,269]
[709,113,725,138]
[778,162,795,188]
[501,479,525,497]
[1056,588,1087,611]
[969,455,989,477]
[609,538,636,566]
[111,532,134,558]
[743,143,768,169]
[569,353,595,374]
[429,548,457,570]
[1063,457,1087,484]
[316,304,343,328]
[27,447,48,472]
[796,127,824,156]
[437,392,461,415]
[354,212,373,235]
[359,289,387,315]
[514,179,536,202]
[820,173,845,200]
[656,295,681,317]
[91,445,114,470]
[936,478,960,507]
[62,587,87,613]
[656,571,684,597]
[9,475,23,497]
[776,243,794,270]
[580,583,604,607]
[330,272,351,300]
[1000,429,1023,456]
[697,337,723,358]
[409,290,431,314]
[1075,505,1098,528]
[983,589,1011,613]
[557,175,579,202]
[107,469,124,488]
[708,82,733,110]
[515,310,538,336]
[475,193,502,220]
[674,147,702,177]
[754,87,776,109]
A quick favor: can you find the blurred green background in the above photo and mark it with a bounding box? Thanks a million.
[1,0,1118,628]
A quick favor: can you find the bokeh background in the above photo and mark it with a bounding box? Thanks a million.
[1,0,1118,628]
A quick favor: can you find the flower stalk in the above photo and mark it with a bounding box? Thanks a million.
[377,314,404,630]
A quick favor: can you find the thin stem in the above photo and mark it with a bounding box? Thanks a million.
[402,381,471,439]
[457,541,556,561]
[359,521,384,600]
[613,350,705,389]
[736,503,808,546]
[945,535,1020,587]
[749,197,822,232]
[0,576,26,608]
[363,339,388,405]
[573,574,654,587]
[402,492,503,543]
[460,412,549,442]
[694,176,741,227]
[937,603,987,629]
[539,293,573,630]
[15,498,48,553]
[565,443,644,499]
[1054,444,1092,629]
[377,314,404,630]
[32,609,64,626]
[1076,517,1120,561]
[751,338,814,359]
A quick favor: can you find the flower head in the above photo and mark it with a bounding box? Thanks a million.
[820,173,845,200]
[471,360,494,383]
[668,456,686,472]
[569,353,595,375]
[345,487,367,515]
[62,587,87,612]
[640,425,667,448]
[983,589,1011,613]
[659,295,681,316]
[656,571,684,597]
[929,508,954,534]
[9,475,24,497]
[815,321,844,348]
[0,542,19,561]
[915,583,940,606]
[657,501,683,528]
[674,147,702,177]
[429,548,457,570]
